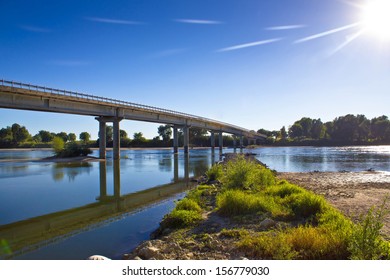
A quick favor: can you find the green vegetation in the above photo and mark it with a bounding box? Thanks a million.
[156,155,390,259]
[259,114,390,146]
[52,139,92,158]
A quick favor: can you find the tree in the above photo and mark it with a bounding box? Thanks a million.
[0,127,12,144]
[11,123,30,144]
[288,123,303,139]
[132,132,146,145]
[68,133,76,142]
[157,125,172,142]
[280,126,288,140]
[311,119,325,139]
[106,126,113,142]
[79,132,91,143]
[38,130,54,143]
[371,116,390,141]
[56,132,69,143]
[120,129,128,139]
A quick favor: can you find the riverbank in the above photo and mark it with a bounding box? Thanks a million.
[123,156,390,260]
[277,171,390,236]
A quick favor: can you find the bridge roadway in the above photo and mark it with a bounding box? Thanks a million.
[0,79,266,159]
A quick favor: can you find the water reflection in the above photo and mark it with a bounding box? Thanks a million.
[0,155,194,260]
[52,162,93,182]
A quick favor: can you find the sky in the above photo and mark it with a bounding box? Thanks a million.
[1,0,390,139]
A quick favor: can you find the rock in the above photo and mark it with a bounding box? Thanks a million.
[138,246,160,259]
[133,256,142,260]
[259,218,276,229]
[87,255,111,260]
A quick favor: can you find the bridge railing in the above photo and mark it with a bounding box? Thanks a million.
[0,79,263,137]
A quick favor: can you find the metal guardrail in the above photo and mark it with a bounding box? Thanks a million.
[0,79,262,136]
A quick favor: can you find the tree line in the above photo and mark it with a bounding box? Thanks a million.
[0,123,237,148]
[258,114,390,146]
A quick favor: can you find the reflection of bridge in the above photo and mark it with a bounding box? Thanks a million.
[0,79,266,159]
[0,157,194,259]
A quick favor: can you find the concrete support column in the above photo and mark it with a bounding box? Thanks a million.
[210,131,215,150]
[113,118,121,160]
[240,135,244,149]
[173,126,178,154]
[233,136,237,150]
[183,126,189,154]
[219,131,223,153]
[98,161,107,201]
[113,159,121,198]
[98,119,106,159]
[173,154,179,182]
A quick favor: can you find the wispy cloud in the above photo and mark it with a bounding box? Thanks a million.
[149,49,187,59]
[294,22,361,43]
[47,60,90,67]
[20,25,51,33]
[217,38,282,52]
[266,25,306,31]
[174,19,223,25]
[85,17,143,25]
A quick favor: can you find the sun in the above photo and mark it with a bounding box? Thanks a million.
[361,0,390,40]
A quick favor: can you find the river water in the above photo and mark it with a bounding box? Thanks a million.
[0,146,389,259]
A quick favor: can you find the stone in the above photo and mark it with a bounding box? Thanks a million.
[259,218,276,229]
[138,246,160,259]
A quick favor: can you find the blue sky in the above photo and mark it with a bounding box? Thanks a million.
[1,0,389,139]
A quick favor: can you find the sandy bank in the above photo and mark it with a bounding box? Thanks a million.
[277,171,390,236]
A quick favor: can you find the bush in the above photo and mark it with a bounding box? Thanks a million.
[223,156,275,190]
[206,164,224,181]
[216,189,278,216]
[175,198,202,213]
[349,201,390,259]
[161,209,203,229]
[54,141,92,158]
[52,137,65,156]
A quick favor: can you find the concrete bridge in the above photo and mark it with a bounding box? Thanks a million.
[0,79,266,159]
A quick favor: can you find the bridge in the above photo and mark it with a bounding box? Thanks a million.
[0,79,266,159]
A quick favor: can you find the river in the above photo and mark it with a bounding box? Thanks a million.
[0,146,389,259]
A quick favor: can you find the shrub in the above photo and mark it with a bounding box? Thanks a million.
[54,141,92,158]
[161,209,203,229]
[223,156,275,190]
[220,228,249,239]
[206,164,224,181]
[284,192,328,220]
[266,181,303,198]
[239,232,296,260]
[349,201,390,260]
[175,198,202,213]
[216,189,276,216]
[52,137,65,156]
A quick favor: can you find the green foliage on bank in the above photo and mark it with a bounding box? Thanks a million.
[159,155,390,260]
[52,138,92,158]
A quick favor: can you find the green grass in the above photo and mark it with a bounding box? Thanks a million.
[158,156,390,259]
[222,155,275,190]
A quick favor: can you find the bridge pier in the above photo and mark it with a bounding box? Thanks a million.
[240,135,244,150]
[219,131,223,153]
[210,131,215,151]
[233,136,237,150]
[96,116,123,160]
[173,126,178,154]
[183,126,189,154]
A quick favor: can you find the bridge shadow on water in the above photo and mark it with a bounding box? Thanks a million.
[0,151,223,260]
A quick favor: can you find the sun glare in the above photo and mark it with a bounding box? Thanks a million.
[361,0,390,40]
